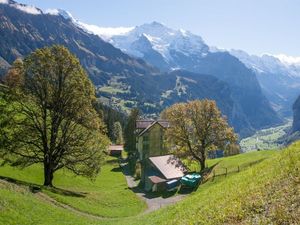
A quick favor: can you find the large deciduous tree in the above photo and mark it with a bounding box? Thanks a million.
[2,45,109,186]
[162,100,239,171]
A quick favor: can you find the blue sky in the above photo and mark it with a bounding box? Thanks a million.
[20,0,300,56]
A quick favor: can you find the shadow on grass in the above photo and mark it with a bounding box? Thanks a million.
[0,175,86,198]
[129,185,178,199]
[178,186,196,194]
[111,167,122,172]
[106,158,119,164]
[200,162,220,182]
[44,187,87,198]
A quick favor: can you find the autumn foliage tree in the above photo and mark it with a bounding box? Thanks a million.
[2,45,109,186]
[162,100,239,171]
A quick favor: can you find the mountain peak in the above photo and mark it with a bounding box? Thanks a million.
[0,0,42,15]
[0,0,15,4]
[149,21,165,26]
[45,9,74,20]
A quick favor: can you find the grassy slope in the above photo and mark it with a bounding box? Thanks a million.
[120,144,299,225]
[187,150,277,174]
[0,146,299,225]
[0,181,92,225]
[0,158,146,218]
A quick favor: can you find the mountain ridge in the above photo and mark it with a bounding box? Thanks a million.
[87,20,282,131]
[0,0,283,137]
[77,18,300,118]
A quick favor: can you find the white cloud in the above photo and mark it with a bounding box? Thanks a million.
[45,8,60,15]
[76,22,134,40]
[0,0,9,4]
[14,4,42,15]
[274,54,300,66]
[2,1,42,15]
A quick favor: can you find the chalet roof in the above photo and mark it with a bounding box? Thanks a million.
[137,120,169,137]
[149,155,187,180]
[148,176,166,184]
[108,145,124,151]
[136,120,154,129]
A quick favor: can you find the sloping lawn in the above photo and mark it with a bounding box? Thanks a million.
[116,145,299,225]
[0,157,146,218]
[0,146,299,225]
[0,181,96,225]
[187,149,277,175]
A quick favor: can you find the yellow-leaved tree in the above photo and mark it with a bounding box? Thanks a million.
[162,100,239,171]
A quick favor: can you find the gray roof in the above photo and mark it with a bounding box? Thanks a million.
[148,176,166,184]
[136,120,154,129]
[136,119,169,129]
[149,155,187,180]
[137,120,170,137]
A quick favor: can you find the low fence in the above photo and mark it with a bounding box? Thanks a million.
[209,158,266,182]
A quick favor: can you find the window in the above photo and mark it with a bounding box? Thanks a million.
[143,135,149,152]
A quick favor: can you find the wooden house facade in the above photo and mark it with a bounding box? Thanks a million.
[136,119,187,190]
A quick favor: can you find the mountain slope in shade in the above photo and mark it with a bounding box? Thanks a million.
[0,1,253,137]
[0,0,158,86]
[230,50,300,117]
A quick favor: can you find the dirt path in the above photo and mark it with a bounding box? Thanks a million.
[36,192,118,221]
[0,179,116,221]
[122,164,188,214]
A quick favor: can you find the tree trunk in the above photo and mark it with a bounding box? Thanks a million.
[43,162,54,187]
[199,145,207,172]
[200,159,206,172]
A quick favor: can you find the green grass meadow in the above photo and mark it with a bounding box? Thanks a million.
[0,144,299,225]
[0,157,146,219]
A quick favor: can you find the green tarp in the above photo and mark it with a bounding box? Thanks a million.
[180,173,201,187]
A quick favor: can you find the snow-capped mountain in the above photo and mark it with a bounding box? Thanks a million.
[230,50,300,78]
[75,21,281,132]
[86,18,299,118]
[0,0,42,14]
[230,50,300,117]
[111,22,208,64]
[78,21,209,71]
[64,19,209,71]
